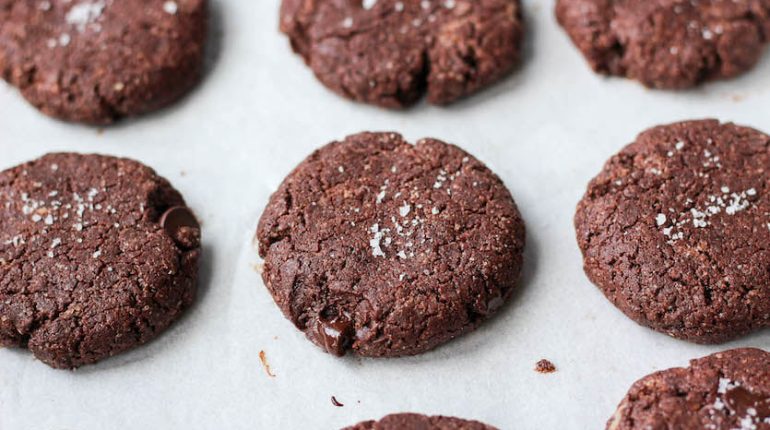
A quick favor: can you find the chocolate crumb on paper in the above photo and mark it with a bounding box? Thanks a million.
[259,350,276,377]
[536,359,557,374]
[331,396,344,407]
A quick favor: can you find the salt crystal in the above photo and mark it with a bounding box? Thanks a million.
[399,202,411,217]
[66,1,106,32]
[163,1,178,14]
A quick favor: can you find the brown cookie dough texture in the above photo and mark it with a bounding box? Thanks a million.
[257,132,525,357]
[0,0,207,124]
[343,413,498,430]
[607,348,770,430]
[0,153,201,369]
[556,0,770,89]
[279,0,523,107]
[575,120,770,344]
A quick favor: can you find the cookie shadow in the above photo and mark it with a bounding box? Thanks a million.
[202,0,226,82]
[722,330,770,351]
[73,242,216,374]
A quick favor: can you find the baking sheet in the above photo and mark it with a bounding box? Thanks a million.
[2,0,770,428]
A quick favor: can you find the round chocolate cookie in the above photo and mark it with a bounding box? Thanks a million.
[575,120,770,344]
[607,348,770,430]
[0,0,207,124]
[0,153,201,369]
[279,0,523,108]
[556,0,770,89]
[344,413,498,430]
[256,132,525,357]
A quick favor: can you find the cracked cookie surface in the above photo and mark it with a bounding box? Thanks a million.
[257,132,525,357]
[279,0,523,108]
[0,0,207,124]
[0,153,201,369]
[607,348,770,430]
[575,120,770,344]
[556,0,770,89]
[344,413,499,430]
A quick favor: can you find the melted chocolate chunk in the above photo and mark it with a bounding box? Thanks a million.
[725,385,770,419]
[313,316,354,357]
[160,206,201,249]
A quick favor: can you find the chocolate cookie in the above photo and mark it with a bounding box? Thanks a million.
[607,348,770,430]
[279,0,523,108]
[0,153,201,369]
[257,132,525,357]
[556,0,770,89]
[0,0,207,124]
[343,413,498,430]
[575,120,770,343]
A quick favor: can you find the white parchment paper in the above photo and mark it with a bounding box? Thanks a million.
[1,1,769,428]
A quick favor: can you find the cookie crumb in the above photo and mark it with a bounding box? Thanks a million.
[535,359,557,374]
[331,396,344,407]
[258,350,276,377]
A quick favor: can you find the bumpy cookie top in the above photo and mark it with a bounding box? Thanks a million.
[257,132,525,357]
[575,120,770,343]
[0,153,200,368]
[556,0,770,88]
[280,0,523,107]
[0,0,207,124]
[607,348,770,430]
[344,413,499,430]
